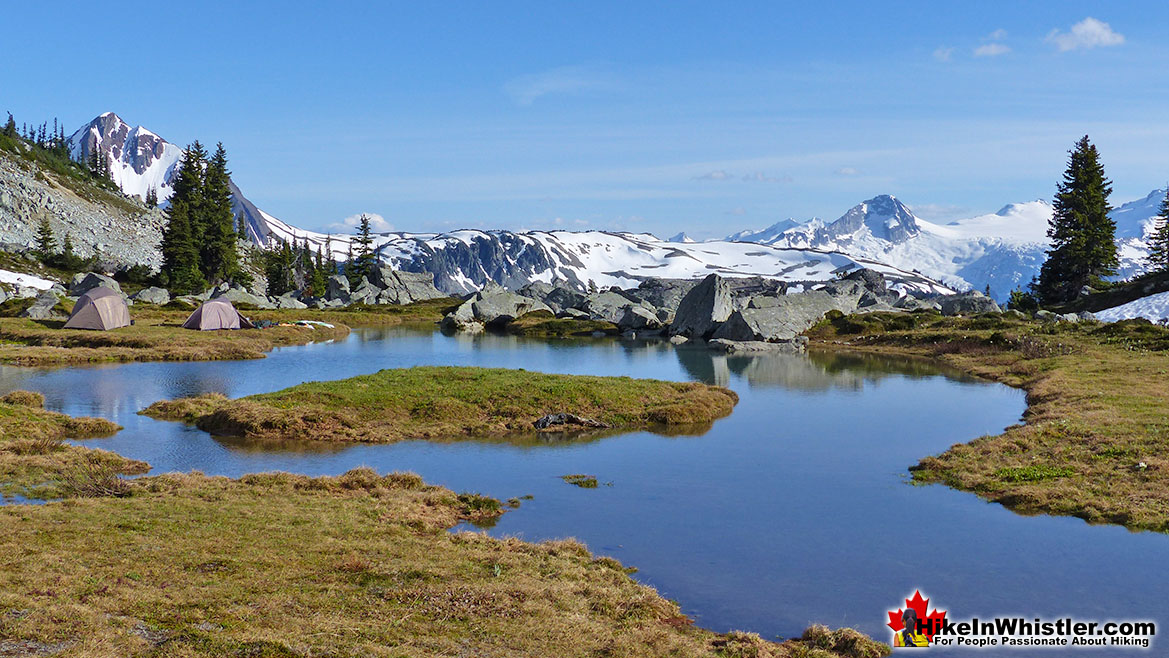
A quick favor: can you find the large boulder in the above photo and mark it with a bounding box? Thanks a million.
[20,291,66,320]
[669,274,734,338]
[712,289,863,342]
[325,275,351,303]
[582,291,651,324]
[843,268,887,295]
[546,286,589,313]
[349,277,380,305]
[371,266,445,304]
[275,293,308,310]
[68,272,122,298]
[130,286,170,305]
[212,287,275,309]
[625,278,701,315]
[617,306,664,331]
[939,292,1001,316]
[440,290,551,331]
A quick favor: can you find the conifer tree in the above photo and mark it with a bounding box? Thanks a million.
[200,143,240,285]
[344,243,358,287]
[145,187,158,208]
[353,214,376,281]
[1034,136,1117,304]
[1148,188,1169,274]
[160,145,207,293]
[2,113,15,138]
[34,218,57,262]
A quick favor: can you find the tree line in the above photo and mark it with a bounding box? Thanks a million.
[261,213,379,297]
[1019,136,1169,307]
[158,141,250,293]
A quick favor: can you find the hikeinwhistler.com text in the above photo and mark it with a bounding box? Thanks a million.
[921,617,1155,649]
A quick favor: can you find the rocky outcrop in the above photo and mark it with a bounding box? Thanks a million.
[440,290,551,332]
[939,291,1001,316]
[617,306,664,331]
[669,274,734,338]
[371,266,445,304]
[20,291,65,320]
[212,286,275,309]
[582,291,650,325]
[68,272,123,298]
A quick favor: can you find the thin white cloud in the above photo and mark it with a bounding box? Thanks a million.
[974,43,1011,57]
[741,172,791,183]
[933,47,954,62]
[724,207,746,216]
[986,28,1008,41]
[328,212,393,233]
[504,66,614,106]
[694,170,733,181]
[835,166,860,176]
[1046,17,1125,52]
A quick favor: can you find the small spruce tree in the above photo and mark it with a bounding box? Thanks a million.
[34,218,57,263]
[145,186,158,208]
[1147,188,1169,274]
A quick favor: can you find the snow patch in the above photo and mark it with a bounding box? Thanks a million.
[1096,291,1169,324]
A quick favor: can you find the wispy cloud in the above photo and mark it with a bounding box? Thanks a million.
[986,28,1008,41]
[328,212,393,233]
[974,42,1011,57]
[835,166,860,176]
[724,207,747,216]
[741,172,791,183]
[1046,17,1125,52]
[504,66,615,106]
[694,170,733,181]
[932,47,954,62]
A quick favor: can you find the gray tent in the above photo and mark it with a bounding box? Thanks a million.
[182,297,256,331]
[63,287,131,331]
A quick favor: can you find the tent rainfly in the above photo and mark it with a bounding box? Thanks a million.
[63,287,131,331]
[182,297,256,331]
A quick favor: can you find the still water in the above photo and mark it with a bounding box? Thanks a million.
[1,327,1164,650]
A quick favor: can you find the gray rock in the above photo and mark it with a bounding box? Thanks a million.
[20,291,65,320]
[617,305,664,331]
[556,308,589,319]
[349,278,380,305]
[843,268,887,295]
[546,286,589,313]
[1035,309,1058,322]
[69,272,122,297]
[212,287,275,309]
[707,338,805,354]
[325,275,351,303]
[893,295,938,311]
[440,290,551,331]
[1058,313,1080,323]
[1003,309,1027,320]
[130,286,170,305]
[371,266,445,304]
[669,274,734,338]
[939,292,1001,316]
[1077,311,1097,322]
[276,294,308,310]
[624,278,701,314]
[583,291,650,324]
[668,335,689,345]
[712,288,865,342]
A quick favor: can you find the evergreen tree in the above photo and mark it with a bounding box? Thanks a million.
[159,145,207,293]
[353,214,376,281]
[34,218,57,262]
[1033,136,1118,304]
[145,186,158,208]
[344,243,358,287]
[200,143,240,284]
[1148,188,1169,274]
[2,113,15,138]
[236,212,248,239]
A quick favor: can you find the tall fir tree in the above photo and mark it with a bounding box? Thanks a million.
[2,113,15,138]
[1147,187,1169,274]
[353,214,376,282]
[145,186,158,208]
[1033,136,1118,304]
[200,143,240,284]
[344,243,358,287]
[160,144,207,293]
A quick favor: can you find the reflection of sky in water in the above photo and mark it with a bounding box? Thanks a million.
[0,329,1163,652]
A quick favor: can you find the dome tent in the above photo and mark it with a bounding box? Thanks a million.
[63,287,131,331]
[182,297,256,331]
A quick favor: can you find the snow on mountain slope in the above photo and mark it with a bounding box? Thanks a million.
[68,113,183,203]
[725,218,799,244]
[1096,291,1169,324]
[667,232,696,243]
[728,193,1166,300]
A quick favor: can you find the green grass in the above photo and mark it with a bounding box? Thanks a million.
[0,134,143,214]
[993,465,1076,483]
[143,366,739,443]
[505,310,619,337]
[562,474,600,488]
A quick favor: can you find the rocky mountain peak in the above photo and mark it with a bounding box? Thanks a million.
[67,113,184,203]
[827,194,919,243]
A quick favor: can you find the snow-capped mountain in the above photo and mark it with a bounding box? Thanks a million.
[68,113,184,203]
[251,214,952,296]
[667,232,696,243]
[725,218,799,244]
[726,193,1166,300]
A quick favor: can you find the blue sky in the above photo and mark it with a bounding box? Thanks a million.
[3,1,1168,238]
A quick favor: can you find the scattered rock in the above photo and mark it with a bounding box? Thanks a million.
[19,291,65,320]
[939,291,1001,316]
[130,286,170,305]
[617,305,664,331]
[68,272,122,297]
[533,413,610,430]
[212,287,275,309]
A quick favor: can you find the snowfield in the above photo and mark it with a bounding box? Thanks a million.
[0,269,54,290]
[1096,291,1169,324]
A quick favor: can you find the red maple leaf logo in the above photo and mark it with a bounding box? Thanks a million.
[887,590,947,642]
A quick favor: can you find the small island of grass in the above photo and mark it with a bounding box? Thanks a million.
[142,366,738,443]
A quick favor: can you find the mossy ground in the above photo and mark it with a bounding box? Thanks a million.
[505,310,619,337]
[808,310,1169,531]
[0,299,456,366]
[143,366,739,443]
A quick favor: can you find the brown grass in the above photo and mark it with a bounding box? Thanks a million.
[0,468,885,657]
[143,366,739,443]
[808,312,1169,531]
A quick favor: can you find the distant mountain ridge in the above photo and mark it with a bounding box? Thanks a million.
[724,193,1165,299]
